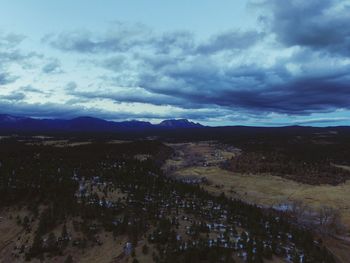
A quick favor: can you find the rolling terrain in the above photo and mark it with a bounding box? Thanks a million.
[1,116,350,262]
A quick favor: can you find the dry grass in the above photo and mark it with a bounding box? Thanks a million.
[69,234,126,263]
[107,140,130,144]
[166,146,350,262]
[164,141,237,173]
[0,208,33,263]
[165,142,350,230]
[162,141,350,262]
[173,166,350,229]
[26,140,93,147]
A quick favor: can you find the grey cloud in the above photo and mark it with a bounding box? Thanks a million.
[42,59,63,74]
[0,72,18,85]
[256,0,350,55]
[0,33,43,83]
[0,50,33,63]
[0,99,237,123]
[0,92,26,101]
[197,30,263,54]
[46,25,257,55]
[68,87,195,108]
[45,23,153,54]
[76,46,350,115]
[19,85,47,94]
[65,81,77,91]
[0,33,25,48]
[0,100,115,120]
[154,31,195,54]
[135,52,350,114]
[44,14,350,118]
[291,117,350,125]
[100,56,127,71]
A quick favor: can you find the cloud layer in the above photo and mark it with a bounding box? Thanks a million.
[1,0,350,126]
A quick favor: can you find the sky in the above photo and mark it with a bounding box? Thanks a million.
[0,0,350,126]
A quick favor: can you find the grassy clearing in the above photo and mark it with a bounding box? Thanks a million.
[164,141,237,173]
[173,166,350,228]
[164,142,350,230]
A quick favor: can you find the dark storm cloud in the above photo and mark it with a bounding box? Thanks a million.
[255,0,350,55]
[44,1,350,119]
[135,53,350,114]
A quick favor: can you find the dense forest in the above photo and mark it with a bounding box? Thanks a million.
[0,138,336,262]
[223,132,350,185]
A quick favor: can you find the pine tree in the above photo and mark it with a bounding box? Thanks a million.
[142,244,149,255]
[64,255,74,263]
[61,224,69,247]
[47,232,58,253]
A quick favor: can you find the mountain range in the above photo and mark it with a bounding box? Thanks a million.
[0,114,203,133]
[1,114,349,138]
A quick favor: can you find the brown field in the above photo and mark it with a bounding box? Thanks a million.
[163,141,238,173]
[26,140,93,147]
[163,142,350,227]
[163,141,350,263]
[172,166,350,226]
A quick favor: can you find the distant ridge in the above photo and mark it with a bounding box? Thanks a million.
[158,119,203,128]
[0,114,349,137]
[0,114,203,133]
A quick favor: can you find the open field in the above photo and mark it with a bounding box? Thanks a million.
[164,141,350,263]
[26,140,93,147]
[163,142,350,225]
[163,141,238,172]
[171,166,350,227]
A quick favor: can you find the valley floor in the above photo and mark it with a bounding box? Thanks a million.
[163,141,350,263]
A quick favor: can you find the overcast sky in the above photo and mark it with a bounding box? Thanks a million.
[1,0,350,126]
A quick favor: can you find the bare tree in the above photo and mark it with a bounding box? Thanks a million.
[317,206,342,234]
[290,200,308,223]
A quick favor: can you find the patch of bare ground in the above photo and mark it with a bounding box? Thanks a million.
[0,209,25,263]
[107,140,130,144]
[163,141,238,173]
[26,140,93,147]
